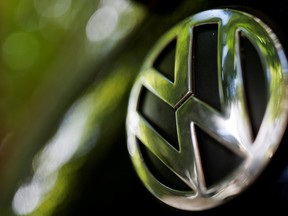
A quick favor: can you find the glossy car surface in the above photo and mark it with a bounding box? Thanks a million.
[0,0,288,215]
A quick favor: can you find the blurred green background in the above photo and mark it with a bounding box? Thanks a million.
[0,0,146,215]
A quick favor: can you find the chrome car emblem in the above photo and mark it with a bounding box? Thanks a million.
[126,9,288,211]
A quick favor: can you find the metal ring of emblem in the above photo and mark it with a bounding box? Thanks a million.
[126,9,288,211]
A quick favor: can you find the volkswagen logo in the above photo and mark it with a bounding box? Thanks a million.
[126,9,288,211]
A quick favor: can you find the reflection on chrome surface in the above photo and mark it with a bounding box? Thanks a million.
[126,9,288,211]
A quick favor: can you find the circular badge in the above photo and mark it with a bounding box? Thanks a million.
[126,9,288,211]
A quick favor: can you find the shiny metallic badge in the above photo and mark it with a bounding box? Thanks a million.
[126,9,288,211]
